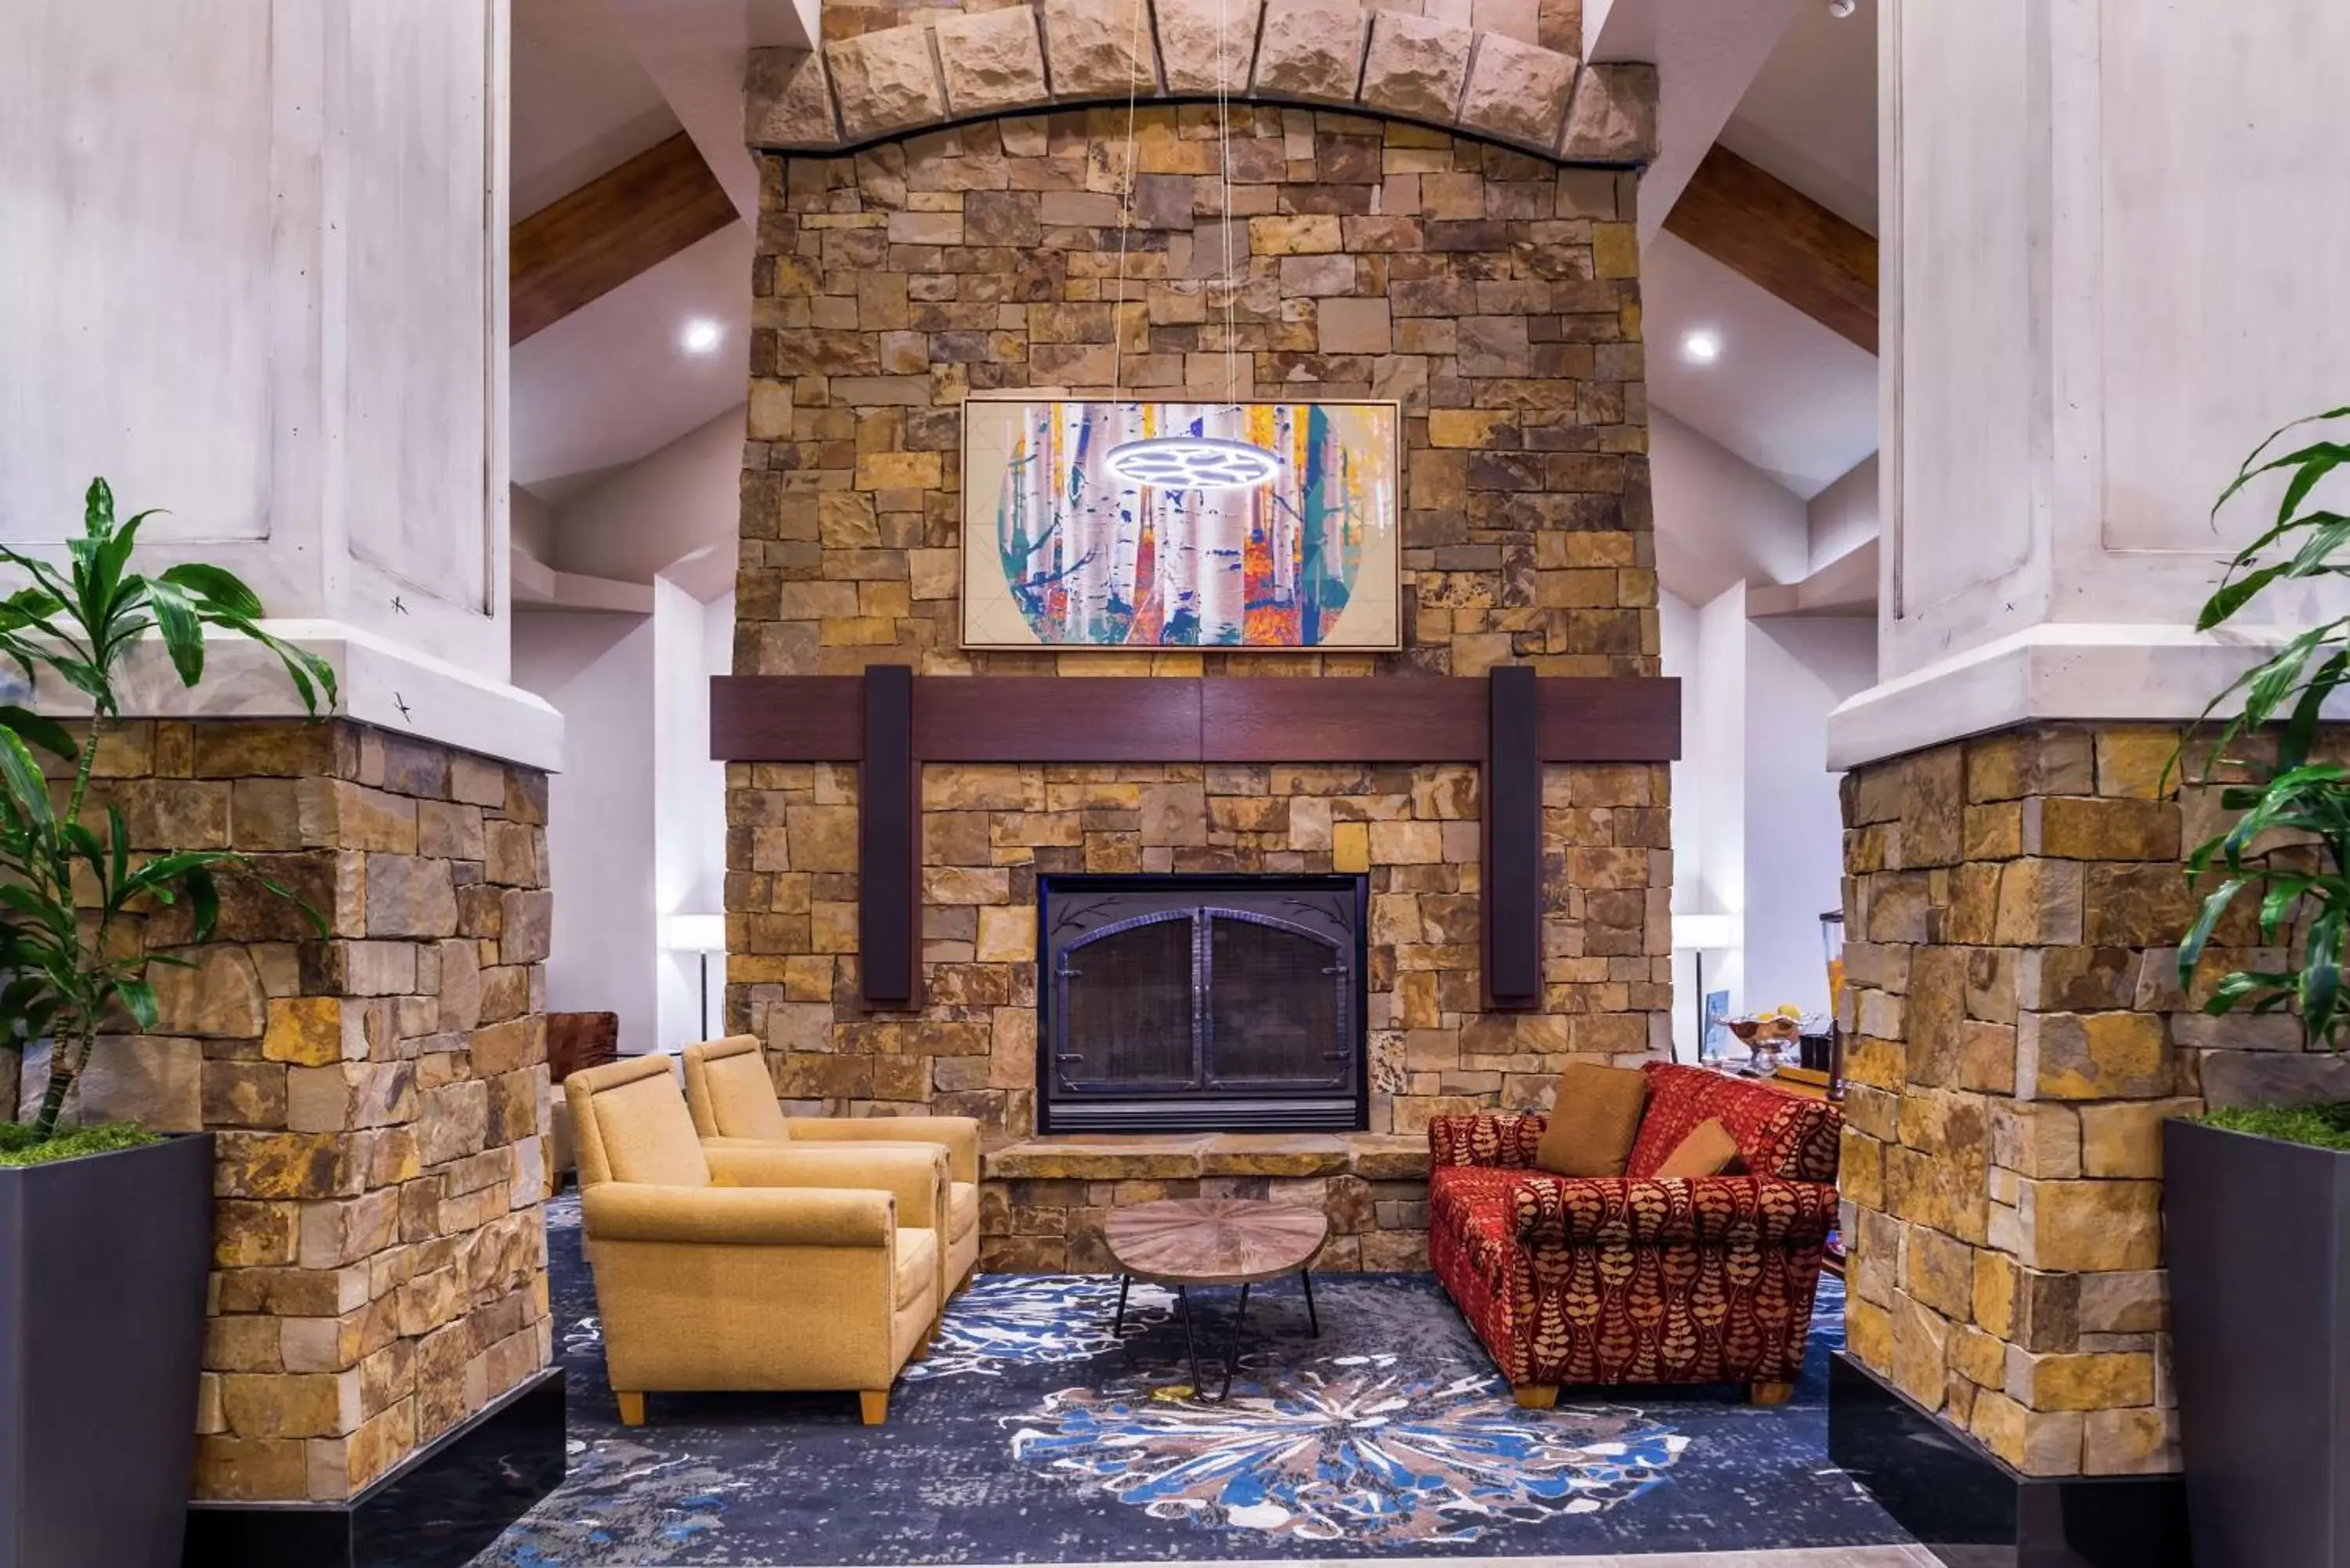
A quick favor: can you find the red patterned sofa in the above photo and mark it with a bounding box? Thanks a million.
[1427,1062,1841,1407]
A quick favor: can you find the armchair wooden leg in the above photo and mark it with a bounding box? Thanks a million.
[859,1390,890,1425]
[912,1322,937,1360]
[616,1392,646,1427]
[1512,1385,1560,1410]
[1750,1381,1796,1405]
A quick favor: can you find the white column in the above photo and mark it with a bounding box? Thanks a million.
[0,0,559,770]
[1830,0,2350,769]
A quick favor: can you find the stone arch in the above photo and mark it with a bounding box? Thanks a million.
[747,0,1654,166]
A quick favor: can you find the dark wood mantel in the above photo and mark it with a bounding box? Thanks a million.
[710,670,1680,1010]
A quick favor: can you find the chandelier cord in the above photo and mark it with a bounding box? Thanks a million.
[1108,0,1149,410]
[1217,0,1239,416]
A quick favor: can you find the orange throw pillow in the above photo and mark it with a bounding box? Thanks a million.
[1655,1118,1745,1177]
[1534,1063,1650,1177]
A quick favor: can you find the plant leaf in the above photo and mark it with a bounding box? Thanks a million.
[2197,563,2287,631]
[159,562,264,620]
[0,706,78,763]
[82,477,113,538]
[114,978,157,1031]
[2178,876,2246,985]
[184,866,219,943]
[141,578,206,688]
[0,725,52,829]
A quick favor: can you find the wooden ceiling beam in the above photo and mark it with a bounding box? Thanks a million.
[508,132,736,344]
[1662,145,1878,354]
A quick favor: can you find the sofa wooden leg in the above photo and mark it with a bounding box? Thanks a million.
[1512,1385,1559,1410]
[616,1392,646,1427]
[859,1390,890,1425]
[1750,1381,1796,1405]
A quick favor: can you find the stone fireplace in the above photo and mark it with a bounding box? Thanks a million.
[721,9,1672,1269]
[1040,873,1367,1133]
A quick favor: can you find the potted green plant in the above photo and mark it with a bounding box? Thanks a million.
[0,479,334,1568]
[2167,406,2350,1568]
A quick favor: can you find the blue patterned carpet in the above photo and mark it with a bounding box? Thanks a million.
[472,1197,1905,1564]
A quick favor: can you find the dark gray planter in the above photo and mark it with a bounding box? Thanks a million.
[2166,1116,2350,1568]
[0,1131,215,1568]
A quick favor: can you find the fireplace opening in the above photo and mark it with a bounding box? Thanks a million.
[1037,873,1368,1133]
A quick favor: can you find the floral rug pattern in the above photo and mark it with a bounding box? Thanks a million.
[471,1202,1897,1565]
[1009,1357,1685,1543]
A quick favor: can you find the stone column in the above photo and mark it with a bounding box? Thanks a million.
[2,0,566,1534]
[1828,0,2350,1505]
[0,0,554,764]
[70,722,555,1505]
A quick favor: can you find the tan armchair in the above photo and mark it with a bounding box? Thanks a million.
[682,1035,982,1295]
[566,1053,949,1425]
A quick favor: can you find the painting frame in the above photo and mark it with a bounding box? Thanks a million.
[959,393,1405,653]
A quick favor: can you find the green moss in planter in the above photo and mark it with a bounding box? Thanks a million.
[2190,1102,2350,1154]
[0,1122,161,1167]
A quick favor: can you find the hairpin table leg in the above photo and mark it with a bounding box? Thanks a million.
[1112,1274,1131,1336]
[1300,1267,1319,1336]
[1212,1282,1250,1402]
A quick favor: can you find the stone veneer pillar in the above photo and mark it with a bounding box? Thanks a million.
[1825,0,2350,1538]
[37,721,558,1502]
[1838,722,2226,1479]
[7,0,568,1537]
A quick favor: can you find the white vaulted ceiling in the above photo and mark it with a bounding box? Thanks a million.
[510,225,754,499]
[1642,231,1879,501]
[508,0,757,502]
[511,0,680,219]
[1638,0,1882,596]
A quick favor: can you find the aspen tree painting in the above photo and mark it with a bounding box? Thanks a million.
[961,399,1401,651]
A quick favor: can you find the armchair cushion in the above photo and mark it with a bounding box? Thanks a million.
[682,1035,794,1142]
[583,1182,891,1247]
[789,1116,982,1186]
[1654,1118,1743,1177]
[1511,1172,1838,1248]
[1625,1062,1840,1181]
[704,1140,948,1231]
[948,1180,978,1244]
[567,1055,709,1188]
[1429,1110,1546,1169]
[895,1229,940,1309]
[1532,1062,1648,1176]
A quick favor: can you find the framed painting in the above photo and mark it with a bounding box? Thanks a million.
[961,397,1402,651]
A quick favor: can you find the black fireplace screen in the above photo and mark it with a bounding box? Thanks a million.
[1039,875,1366,1133]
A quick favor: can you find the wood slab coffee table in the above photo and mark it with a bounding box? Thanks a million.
[1104,1198,1329,1401]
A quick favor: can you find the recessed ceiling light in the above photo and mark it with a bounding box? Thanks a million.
[680,317,723,354]
[1680,328,1723,365]
[1828,0,1856,16]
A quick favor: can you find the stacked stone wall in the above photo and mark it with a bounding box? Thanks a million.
[33,719,554,1502]
[728,106,1668,1168]
[1836,721,2344,1479]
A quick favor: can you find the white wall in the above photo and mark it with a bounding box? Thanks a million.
[1741,616,1876,1018]
[1663,577,1878,1054]
[1660,589,1705,1060]
[2,0,513,676]
[1649,410,1812,605]
[511,482,556,567]
[1806,453,1877,571]
[547,403,745,585]
[512,609,660,1052]
[1660,583,1751,1058]
[653,582,734,1052]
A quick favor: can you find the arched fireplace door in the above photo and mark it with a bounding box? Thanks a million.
[1039,874,1368,1133]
